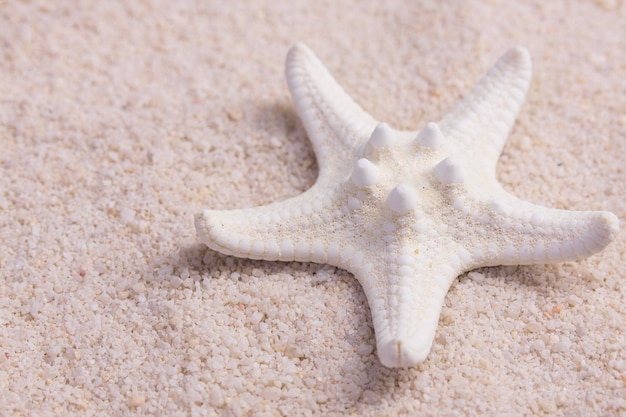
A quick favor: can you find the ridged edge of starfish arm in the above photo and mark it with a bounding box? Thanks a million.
[438,47,532,172]
[194,188,344,263]
[483,200,620,266]
[285,43,378,182]
[195,209,240,258]
[354,256,459,368]
[195,206,307,262]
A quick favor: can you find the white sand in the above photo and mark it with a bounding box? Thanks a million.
[1,1,625,415]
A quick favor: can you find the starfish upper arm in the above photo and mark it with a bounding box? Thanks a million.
[285,43,379,184]
[438,47,532,173]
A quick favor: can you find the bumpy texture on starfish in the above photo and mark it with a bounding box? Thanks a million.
[196,43,619,368]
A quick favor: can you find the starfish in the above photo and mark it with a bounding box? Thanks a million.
[195,44,619,368]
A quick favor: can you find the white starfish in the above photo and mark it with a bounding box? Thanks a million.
[195,44,619,368]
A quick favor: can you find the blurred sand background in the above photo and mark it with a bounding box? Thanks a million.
[0,1,625,415]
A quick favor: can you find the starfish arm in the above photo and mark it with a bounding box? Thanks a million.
[466,198,620,267]
[437,47,532,173]
[285,43,379,184]
[195,187,351,264]
[353,250,459,368]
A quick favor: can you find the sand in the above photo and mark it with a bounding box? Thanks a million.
[0,1,625,416]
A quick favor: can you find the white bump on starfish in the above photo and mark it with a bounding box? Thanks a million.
[347,196,361,210]
[433,156,464,184]
[351,158,380,187]
[387,184,419,214]
[416,122,445,148]
[368,122,397,148]
[195,43,620,368]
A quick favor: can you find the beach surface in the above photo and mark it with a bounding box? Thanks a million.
[1,1,624,415]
